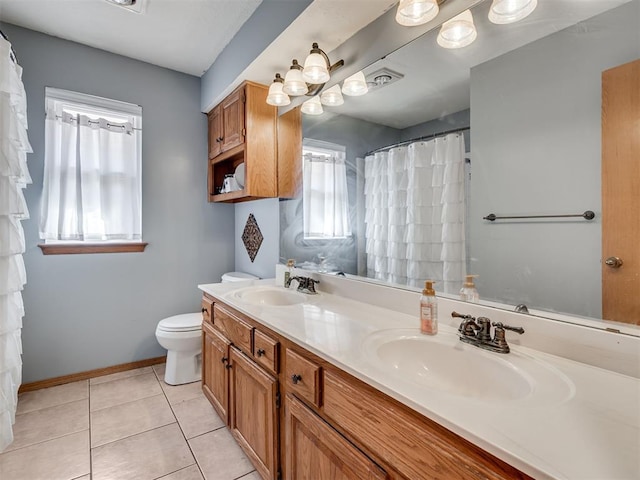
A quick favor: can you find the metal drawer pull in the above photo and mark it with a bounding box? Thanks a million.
[257,349,266,357]
[291,374,302,384]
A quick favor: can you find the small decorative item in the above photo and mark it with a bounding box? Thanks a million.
[242,213,263,263]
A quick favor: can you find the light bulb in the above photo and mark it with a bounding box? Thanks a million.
[342,71,368,97]
[396,0,439,27]
[437,10,477,49]
[320,85,344,106]
[489,0,538,24]
[266,75,291,106]
[283,60,308,96]
[301,96,323,115]
[302,44,330,84]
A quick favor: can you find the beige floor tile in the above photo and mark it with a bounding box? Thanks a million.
[160,380,203,406]
[6,399,89,452]
[158,464,204,480]
[153,362,166,379]
[71,476,90,480]
[90,372,162,412]
[90,366,154,385]
[90,394,176,447]
[17,381,88,415]
[91,423,194,480]
[189,428,254,480]
[236,472,260,480]
[173,395,224,439]
[0,430,90,480]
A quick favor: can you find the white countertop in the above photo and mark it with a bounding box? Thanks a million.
[199,279,640,480]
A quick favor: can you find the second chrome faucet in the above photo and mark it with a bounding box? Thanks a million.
[452,311,524,354]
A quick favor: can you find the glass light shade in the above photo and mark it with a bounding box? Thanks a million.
[488,0,538,24]
[341,71,369,97]
[320,85,344,106]
[395,0,439,26]
[283,66,308,96]
[437,10,477,49]
[302,52,330,84]
[266,81,290,106]
[301,96,324,115]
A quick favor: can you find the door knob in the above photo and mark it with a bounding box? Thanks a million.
[605,256,623,268]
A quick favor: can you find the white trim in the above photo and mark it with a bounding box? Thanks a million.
[45,87,142,116]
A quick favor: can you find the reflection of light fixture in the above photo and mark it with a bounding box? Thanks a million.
[302,43,331,84]
[342,71,369,96]
[395,0,439,26]
[437,9,477,49]
[266,74,291,106]
[489,0,538,24]
[283,60,308,96]
[320,85,344,106]
[301,96,323,115]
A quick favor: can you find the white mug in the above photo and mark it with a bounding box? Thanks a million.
[222,174,239,193]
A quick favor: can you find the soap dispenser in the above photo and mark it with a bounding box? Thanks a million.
[460,275,479,303]
[420,280,438,335]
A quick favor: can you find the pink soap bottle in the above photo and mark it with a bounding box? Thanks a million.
[420,280,438,335]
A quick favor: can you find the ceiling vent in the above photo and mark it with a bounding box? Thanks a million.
[364,68,404,91]
[104,0,149,14]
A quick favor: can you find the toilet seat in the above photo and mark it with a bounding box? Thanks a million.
[157,313,201,332]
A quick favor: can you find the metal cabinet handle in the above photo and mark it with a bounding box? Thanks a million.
[225,364,232,370]
[256,349,266,357]
[605,256,623,268]
[291,374,302,384]
[201,307,208,314]
[221,357,228,364]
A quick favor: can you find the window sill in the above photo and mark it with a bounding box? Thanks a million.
[38,242,148,255]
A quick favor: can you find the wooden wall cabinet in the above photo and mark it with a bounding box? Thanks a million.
[201,296,531,480]
[206,82,301,203]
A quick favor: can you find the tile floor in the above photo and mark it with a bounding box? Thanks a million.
[0,364,260,480]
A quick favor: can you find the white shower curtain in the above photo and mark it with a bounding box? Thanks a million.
[364,133,466,291]
[0,36,31,452]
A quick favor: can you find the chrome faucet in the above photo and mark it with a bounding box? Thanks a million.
[285,276,319,294]
[452,311,524,354]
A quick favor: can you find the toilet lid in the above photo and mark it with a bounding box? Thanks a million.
[158,313,202,332]
[222,271,259,282]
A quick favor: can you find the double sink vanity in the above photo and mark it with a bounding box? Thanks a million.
[198,271,640,480]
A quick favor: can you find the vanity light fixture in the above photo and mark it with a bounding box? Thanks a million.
[320,84,344,106]
[283,60,308,96]
[437,9,477,49]
[266,74,291,106]
[301,96,324,115]
[342,71,369,96]
[303,43,338,84]
[488,0,538,24]
[395,0,440,26]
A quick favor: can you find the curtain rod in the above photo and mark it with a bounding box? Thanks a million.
[364,126,470,157]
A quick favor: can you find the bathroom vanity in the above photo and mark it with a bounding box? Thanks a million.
[199,276,640,480]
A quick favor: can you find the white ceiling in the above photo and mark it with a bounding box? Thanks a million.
[0,0,262,76]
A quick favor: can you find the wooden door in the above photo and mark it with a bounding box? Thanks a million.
[202,323,230,422]
[285,395,388,480]
[229,347,279,480]
[208,105,222,159]
[602,59,640,324]
[221,87,245,152]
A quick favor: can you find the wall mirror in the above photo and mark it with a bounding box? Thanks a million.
[279,0,639,329]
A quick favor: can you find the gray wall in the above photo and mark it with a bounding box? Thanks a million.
[2,23,235,383]
[469,2,639,318]
[401,109,471,153]
[234,198,280,279]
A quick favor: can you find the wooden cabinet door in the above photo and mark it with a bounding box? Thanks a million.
[285,395,388,480]
[229,347,279,480]
[208,105,222,159]
[221,87,245,152]
[202,323,230,423]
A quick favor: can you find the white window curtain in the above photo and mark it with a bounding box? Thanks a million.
[303,148,351,239]
[364,133,466,291]
[0,36,31,452]
[40,88,142,241]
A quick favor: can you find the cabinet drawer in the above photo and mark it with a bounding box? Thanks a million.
[254,330,279,374]
[322,371,529,480]
[201,297,214,326]
[285,349,321,407]
[213,304,253,355]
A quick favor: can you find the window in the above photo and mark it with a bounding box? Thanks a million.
[39,88,144,253]
[302,139,351,239]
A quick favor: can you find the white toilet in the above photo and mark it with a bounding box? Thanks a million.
[155,271,259,385]
[155,313,203,385]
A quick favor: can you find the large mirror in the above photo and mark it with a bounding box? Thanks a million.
[280,0,639,328]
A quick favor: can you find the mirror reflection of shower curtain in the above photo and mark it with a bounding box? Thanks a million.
[364,133,466,291]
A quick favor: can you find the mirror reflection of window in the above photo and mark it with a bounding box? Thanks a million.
[302,139,351,240]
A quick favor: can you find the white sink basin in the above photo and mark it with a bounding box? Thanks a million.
[363,329,574,405]
[230,286,309,306]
